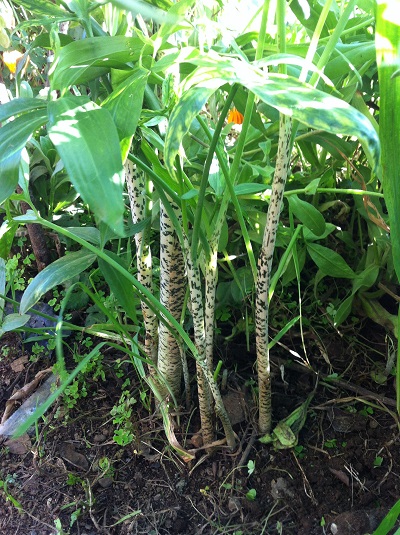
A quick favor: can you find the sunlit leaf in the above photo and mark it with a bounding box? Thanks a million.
[102,67,149,143]
[376,1,400,282]
[48,97,125,235]
[165,55,380,178]
[50,36,146,89]
[0,108,47,162]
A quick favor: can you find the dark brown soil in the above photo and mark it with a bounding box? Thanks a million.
[0,325,399,535]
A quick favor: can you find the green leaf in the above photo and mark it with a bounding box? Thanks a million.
[0,221,18,260]
[234,183,270,196]
[20,250,96,314]
[334,294,354,326]
[165,55,380,177]
[0,153,20,204]
[15,0,73,17]
[372,498,400,535]
[98,251,138,323]
[376,2,400,282]
[0,108,48,162]
[0,313,31,336]
[306,243,355,279]
[303,223,336,242]
[63,227,101,246]
[48,97,125,235]
[0,98,47,123]
[50,36,145,89]
[287,195,325,236]
[102,67,149,143]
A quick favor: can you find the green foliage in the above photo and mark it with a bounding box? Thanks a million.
[0,0,397,452]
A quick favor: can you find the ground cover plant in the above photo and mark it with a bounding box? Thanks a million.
[0,0,400,533]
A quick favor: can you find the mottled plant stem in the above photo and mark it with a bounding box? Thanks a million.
[157,200,186,400]
[256,114,292,435]
[125,160,158,366]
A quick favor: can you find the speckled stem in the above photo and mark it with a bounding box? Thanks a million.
[157,200,186,400]
[256,114,292,435]
[125,159,158,365]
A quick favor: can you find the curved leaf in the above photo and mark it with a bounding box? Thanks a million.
[98,251,138,323]
[0,108,48,162]
[48,97,125,234]
[306,242,355,279]
[0,98,47,123]
[50,36,145,89]
[0,152,21,204]
[20,250,96,314]
[0,313,31,335]
[165,56,380,177]
[102,67,149,143]
[287,195,325,236]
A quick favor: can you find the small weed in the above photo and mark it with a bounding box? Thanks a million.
[247,459,255,476]
[294,445,306,458]
[1,345,10,358]
[200,485,210,496]
[324,439,337,449]
[111,389,137,446]
[64,380,88,410]
[0,474,23,512]
[374,456,384,468]
[360,405,374,417]
[246,488,256,501]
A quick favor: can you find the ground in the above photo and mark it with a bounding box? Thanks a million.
[0,322,399,535]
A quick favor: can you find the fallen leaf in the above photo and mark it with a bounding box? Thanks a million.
[10,355,28,373]
[5,433,31,455]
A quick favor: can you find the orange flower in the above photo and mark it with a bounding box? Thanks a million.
[227,107,244,125]
[3,49,24,74]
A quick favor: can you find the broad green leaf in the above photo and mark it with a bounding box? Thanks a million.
[0,257,5,316]
[20,250,96,314]
[234,184,270,196]
[334,264,380,326]
[0,152,20,204]
[0,313,31,336]
[98,251,138,323]
[376,2,400,283]
[50,36,145,89]
[64,227,101,246]
[333,295,354,326]
[307,242,355,279]
[102,67,149,143]
[48,97,125,235]
[30,32,74,49]
[0,220,19,260]
[0,108,48,163]
[289,0,338,36]
[303,223,336,242]
[15,0,72,17]
[0,98,47,123]
[324,42,376,82]
[165,56,380,177]
[287,195,325,236]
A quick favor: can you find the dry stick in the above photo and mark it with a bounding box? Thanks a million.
[271,354,397,409]
[16,186,51,271]
[256,114,292,435]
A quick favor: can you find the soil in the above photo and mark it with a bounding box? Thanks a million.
[0,322,399,535]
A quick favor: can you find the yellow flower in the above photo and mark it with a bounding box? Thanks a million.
[3,49,24,74]
[227,107,244,124]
